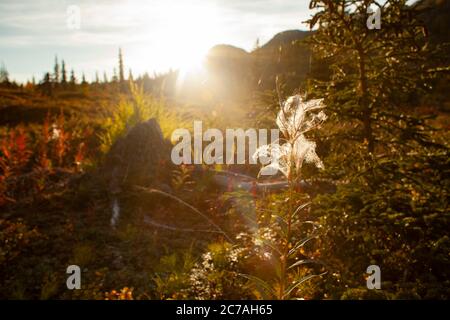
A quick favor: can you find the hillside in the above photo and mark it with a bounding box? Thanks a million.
[415,0,450,44]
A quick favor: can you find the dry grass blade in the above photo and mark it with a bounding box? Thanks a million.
[133,186,233,243]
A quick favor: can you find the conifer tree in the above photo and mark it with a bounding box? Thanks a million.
[41,72,52,95]
[306,0,449,299]
[128,68,134,82]
[118,48,125,83]
[0,62,9,83]
[53,55,60,83]
[61,60,67,84]
[307,0,433,154]
[112,68,118,82]
[253,38,260,51]
[70,69,76,85]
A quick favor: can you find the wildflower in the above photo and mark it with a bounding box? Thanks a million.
[276,96,325,138]
[253,95,327,178]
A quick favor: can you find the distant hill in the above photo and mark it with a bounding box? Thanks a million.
[200,30,314,98]
[256,30,313,51]
[251,30,314,91]
[182,0,450,102]
[203,45,253,100]
[208,45,250,58]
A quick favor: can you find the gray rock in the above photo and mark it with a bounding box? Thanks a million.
[101,118,172,195]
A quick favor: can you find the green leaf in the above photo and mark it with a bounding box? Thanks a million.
[283,272,327,299]
[239,273,274,299]
[288,235,318,257]
[288,258,325,270]
[292,202,311,219]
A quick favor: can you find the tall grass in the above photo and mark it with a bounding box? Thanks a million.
[99,83,185,154]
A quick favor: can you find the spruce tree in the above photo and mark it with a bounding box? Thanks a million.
[61,60,67,84]
[70,69,76,85]
[128,68,133,82]
[118,48,125,83]
[305,0,449,299]
[307,0,433,154]
[0,62,9,84]
[41,72,52,95]
[53,55,60,83]
[112,68,118,82]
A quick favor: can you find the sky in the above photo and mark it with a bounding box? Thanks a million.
[0,0,313,83]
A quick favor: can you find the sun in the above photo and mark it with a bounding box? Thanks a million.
[140,2,220,75]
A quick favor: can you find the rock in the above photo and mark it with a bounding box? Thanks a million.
[101,118,173,195]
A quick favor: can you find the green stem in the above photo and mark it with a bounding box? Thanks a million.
[279,174,294,299]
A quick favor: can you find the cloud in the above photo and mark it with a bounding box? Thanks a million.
[0,0,312,82]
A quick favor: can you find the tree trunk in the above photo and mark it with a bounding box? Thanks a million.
[358,50,374,153]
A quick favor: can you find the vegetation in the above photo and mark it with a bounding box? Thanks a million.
[0,0,449,300]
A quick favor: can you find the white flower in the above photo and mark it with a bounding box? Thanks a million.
[276,95,326,140]
[292,135,324,171]
[254,143,292,177]
[254,95,327,178]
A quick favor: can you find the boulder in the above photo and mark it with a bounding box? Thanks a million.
[101,118,172,195]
